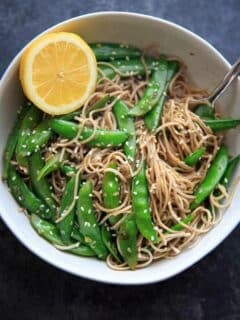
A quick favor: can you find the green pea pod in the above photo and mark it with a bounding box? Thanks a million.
[57,111,81,121]
[90,43,141,61]
[128,58,168,117]
[60,165,77,176]
[170,214,195,232]
[31,214,96,257]
[184,147,206,166]
[77,181,108,260]
[113,100,136,162]
[220,155,240,189]
[102,162,121,225]
[86,95,110,115]
[29,151,57,212]
[190,146,229,210]
[144,60,179,131]
[98,57,159,80]
[16,104,42,166]
[51,119,128,148]
[204,119,240,131]
[132,161,159,243]
[37,153,62,180]
[71,225,84,242]
[7,165,53,219]
[19,119,53,157]
[57,96,110,120]
[117,214,138,269]
[194,104,215,119]
[58,174,81,244]
[101,225,121,263]
[3,104,30,180]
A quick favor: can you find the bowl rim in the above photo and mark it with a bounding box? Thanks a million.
[0,11,238,285]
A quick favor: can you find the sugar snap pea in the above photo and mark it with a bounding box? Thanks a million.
[60,165,77,176]
[71,224,84,242]
[144,60,179,131]
[3,104,30,180]
[90,43,141,61]
[117,214,138,269]
[113,99,136,162]
[58,174,81,244]
[101,225,121,263]
[77,181,108,259]
[51,119,128,148]
[8,165,53,219]
[31,214,96,257]
[102,162,122,259]
[98,57,159,80]
[190,147,228,210]
[57,96,111,120]
[86,95,110,115]
[204,118,240,131]
[194,104,215,120]
[19,119,53,158]
[37,153,61,180]
[16,104,42,167]
[102,162,121,225]
[128,58,168,117]
[132,161,159,243]
[170,214,195,232]
[220,155,240,189]
[29,151,57,212]
[184,147,205,166]
[58,110,81,121]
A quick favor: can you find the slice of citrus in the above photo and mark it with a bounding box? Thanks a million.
[20,32,97,115]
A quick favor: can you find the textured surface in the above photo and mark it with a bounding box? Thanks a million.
[0,1,239,319]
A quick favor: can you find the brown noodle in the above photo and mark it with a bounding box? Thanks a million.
[24,58,231,270]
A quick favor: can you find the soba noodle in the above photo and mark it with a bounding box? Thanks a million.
[21,58,230,270]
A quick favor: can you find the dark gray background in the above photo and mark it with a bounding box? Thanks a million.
[0,1,239,319]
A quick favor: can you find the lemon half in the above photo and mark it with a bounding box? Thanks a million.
[20,32,97,115]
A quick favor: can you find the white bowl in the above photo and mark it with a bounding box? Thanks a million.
[0,12,239,285]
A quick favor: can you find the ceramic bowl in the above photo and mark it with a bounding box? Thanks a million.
[0,12,239,285]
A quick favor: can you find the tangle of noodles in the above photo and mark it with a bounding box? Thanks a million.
[19,57,232,270]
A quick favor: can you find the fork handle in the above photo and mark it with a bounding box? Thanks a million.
[209,57,240,105]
